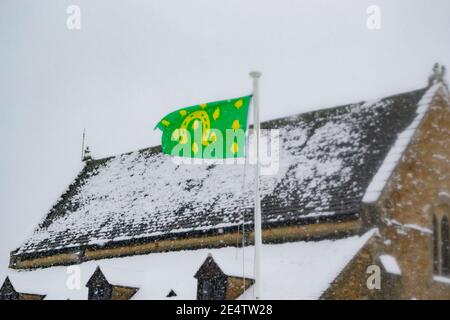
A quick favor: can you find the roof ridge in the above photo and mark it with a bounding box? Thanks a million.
[362,83,444,203]
[92,87,428,163]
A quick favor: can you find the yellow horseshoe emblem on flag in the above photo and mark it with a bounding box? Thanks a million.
[172,111,213,147]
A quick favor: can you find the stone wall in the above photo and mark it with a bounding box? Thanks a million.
[320,234,403,300]
[377,93,450,299]
[327,91,450,299]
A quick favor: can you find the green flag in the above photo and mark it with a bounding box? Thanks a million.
[156,95,252,159]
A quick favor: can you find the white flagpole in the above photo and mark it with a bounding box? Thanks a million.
[250,71,262,300]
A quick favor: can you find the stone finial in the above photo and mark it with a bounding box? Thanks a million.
[428,63,447,86]
[82,146,92,162]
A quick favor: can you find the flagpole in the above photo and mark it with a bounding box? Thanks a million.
[250,71,262,300]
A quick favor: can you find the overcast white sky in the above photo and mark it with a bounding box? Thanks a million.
[0,0,449,271]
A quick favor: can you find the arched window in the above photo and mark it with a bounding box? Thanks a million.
[442,216,450,276]
[433,215,439,275]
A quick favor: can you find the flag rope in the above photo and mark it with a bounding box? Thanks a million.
[236,98,252,293]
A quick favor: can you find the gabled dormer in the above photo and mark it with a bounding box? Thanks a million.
[86,266,138,300]
[0,277,19,300]
[0,277,45,300]
[194,253,254,300]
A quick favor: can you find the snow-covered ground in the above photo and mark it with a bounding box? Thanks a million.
[1,230,375,300]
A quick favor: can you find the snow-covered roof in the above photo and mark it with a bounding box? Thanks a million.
[363,83,449,203]
[379,254,401,275]
[14,87,428,257]
[3,230,375,300]
[433,275,450,285]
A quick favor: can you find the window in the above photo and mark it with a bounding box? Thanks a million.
[433,215,439,274]
[88,283,112,300]
[198,277,226,300]
[213,278,225,299]
[433,214,450,277]
[442,216,450,276]
[200,280,211,300]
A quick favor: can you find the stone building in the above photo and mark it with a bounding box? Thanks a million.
[1,65,449,300]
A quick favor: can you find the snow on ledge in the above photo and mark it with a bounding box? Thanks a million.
[379,254,401,275]
[433,275,450,285]
[385,218,432,234]
[438,191,450,203]
[403,223,432,234]
[362,83,445,204]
